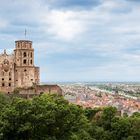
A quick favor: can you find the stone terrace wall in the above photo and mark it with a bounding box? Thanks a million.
[14,85,63,98]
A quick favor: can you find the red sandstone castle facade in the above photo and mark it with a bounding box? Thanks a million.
[0,40,40,93]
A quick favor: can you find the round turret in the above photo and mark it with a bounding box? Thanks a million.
[14,40,34,66]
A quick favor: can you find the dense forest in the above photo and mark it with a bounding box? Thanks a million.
[0,93,140,140]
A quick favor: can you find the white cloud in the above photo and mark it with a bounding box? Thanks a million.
[0,0,140,81]
[41,10,88,41]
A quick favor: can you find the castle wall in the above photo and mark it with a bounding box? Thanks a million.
[14,66,37,88]
[0,40,40,93]
[34,67,40,84]
[0,53,15,92]
[15,85,63,98]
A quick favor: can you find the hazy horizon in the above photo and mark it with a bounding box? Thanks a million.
[41,81,140,84]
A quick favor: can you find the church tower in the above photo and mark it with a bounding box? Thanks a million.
[14,40,39,88]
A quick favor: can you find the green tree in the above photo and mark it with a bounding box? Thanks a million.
[0,93,140,140]
[129,117,140,140]
[84,107,101,121]
[0,94,92,140]
[0,93,11,110]
[98,107,117,130]
[111,118,131,140]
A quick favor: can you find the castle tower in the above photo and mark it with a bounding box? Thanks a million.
[14,40,39,88]
[14,40,34,66]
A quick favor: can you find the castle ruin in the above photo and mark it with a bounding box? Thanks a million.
[0,40,40,93]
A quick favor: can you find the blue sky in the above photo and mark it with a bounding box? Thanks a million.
[0,0,140,82]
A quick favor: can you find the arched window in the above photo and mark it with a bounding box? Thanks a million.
[31,52,32,58]
[23,52,27,57]
[30,60,32,65]
[23,59,27,64]
[2,83,5,87]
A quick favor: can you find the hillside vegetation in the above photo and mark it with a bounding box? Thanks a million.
[0,93,140,140]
